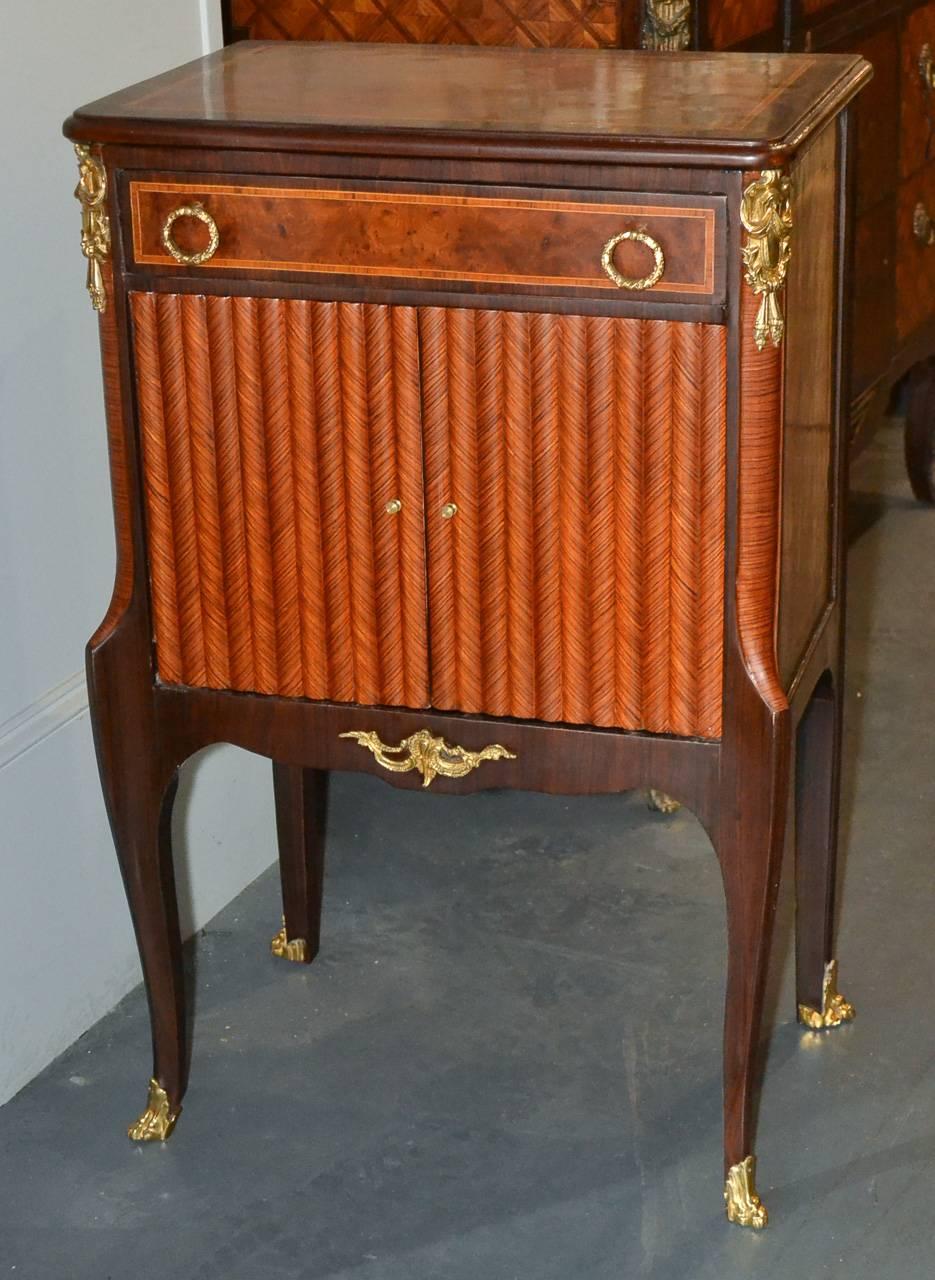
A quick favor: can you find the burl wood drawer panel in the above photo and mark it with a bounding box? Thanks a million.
[129,180,724,302]
[897,165,935,340]
[229,0,619,47]
[130,292,430,707]
[420,307,727,738]
[901,0,935,179]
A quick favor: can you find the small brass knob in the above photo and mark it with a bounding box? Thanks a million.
[385,498,402,515]
[441,502,458,519]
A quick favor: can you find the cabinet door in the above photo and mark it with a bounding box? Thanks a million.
[419,307,727,738]
[130,293,429,708]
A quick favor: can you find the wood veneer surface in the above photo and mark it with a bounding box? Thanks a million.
[420,308,727,737]
[65,41,870,166]
[230,0,619,47]
[131,292,430,708]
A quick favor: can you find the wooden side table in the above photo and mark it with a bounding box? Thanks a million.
[65,42,869,1226]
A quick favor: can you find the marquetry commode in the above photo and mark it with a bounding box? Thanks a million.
[65,43,869,1227]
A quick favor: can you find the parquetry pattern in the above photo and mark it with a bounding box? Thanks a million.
[230,0,618,48]
[420,308,727,737]
[132,294,727,738]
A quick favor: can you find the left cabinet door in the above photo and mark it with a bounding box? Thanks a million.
[130,293,430,708]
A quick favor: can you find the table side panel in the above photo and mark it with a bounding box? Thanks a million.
[778,122,838,688]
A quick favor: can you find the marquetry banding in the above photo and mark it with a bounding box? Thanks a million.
[130,181,719,297]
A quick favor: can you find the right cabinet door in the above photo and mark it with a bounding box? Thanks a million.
[419,306,728,739]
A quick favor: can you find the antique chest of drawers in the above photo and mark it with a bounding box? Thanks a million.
[65,42,869,1227]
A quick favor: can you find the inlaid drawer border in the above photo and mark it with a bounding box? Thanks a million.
[129,179,719,296]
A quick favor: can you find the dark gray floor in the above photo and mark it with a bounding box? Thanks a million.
[3,421,934,1278]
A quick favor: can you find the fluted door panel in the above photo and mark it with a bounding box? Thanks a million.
[130,292,429,708]
[420,308,727,738]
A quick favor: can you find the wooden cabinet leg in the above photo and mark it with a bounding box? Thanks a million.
[87,649,187,1141]
[271,764,328,964]
[716,704,791,1228]
[794,677,855,1031]
[905,358,935,504]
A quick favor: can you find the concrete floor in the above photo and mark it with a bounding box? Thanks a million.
[2,420,934,1278]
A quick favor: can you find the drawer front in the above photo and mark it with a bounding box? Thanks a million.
[902,1,935,179]
[897,166,935,340]
[128,179,724,304]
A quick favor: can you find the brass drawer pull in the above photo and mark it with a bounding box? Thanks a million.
[441,502,458,519]
[340,728,516,788]
[600,230,665,290]
[920,43,935,90]
[914,202,935,246]
[161,202,220,266]
[385,498,402,515]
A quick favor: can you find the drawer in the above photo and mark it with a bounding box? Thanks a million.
[902,0,935,179]
[897,165,935,340]
[127,177,725,305]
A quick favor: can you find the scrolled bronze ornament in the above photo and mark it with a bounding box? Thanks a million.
[73,143,111,313]
[740,169,793,351]
[340,728,515,788]
[641,0,692,51]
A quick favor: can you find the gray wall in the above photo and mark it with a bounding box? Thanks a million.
[0,0,277,1105]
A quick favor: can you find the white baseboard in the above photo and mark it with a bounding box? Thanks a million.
[0,671,89,773]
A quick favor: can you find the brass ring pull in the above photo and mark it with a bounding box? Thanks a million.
[914,203,935,247]
[920,43,935,90]
[601,230,665,291]
[161,202,220,266]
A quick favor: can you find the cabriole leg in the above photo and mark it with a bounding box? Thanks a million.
[88,647,186,1141]
[716,708,791,1228]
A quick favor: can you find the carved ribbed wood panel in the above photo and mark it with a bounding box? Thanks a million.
[130,292,430,707]
[420,308,727,737]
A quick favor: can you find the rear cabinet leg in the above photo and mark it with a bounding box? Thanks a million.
[270,764,329,964]
[795,677,855,1031]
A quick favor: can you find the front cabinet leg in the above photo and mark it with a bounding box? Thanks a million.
[271,764,329,964]
[89,651,187,1140]
[716,707,791,1228]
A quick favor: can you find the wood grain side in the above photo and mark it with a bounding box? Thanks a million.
[735,257,785,714]
[778,124,837,687]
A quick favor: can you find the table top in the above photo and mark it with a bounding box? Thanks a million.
[65,41,871,168]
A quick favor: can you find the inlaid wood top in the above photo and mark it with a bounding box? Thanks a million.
[64,41,870,167]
